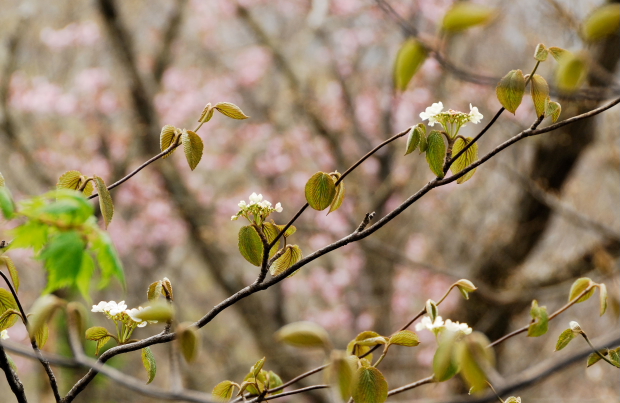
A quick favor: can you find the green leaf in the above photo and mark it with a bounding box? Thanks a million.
[527,300,549,337]
[1,256,20,293]
[442,3,495,32]
[0,309,20,331]
[352,366,388,403]
[142,347,157,384]
[275,321,331,349]
[534,43,548,61]
[555,328,576,351]
[40,231,85,293]
[586,347,620,367]
[270,245,302,276]
[456,332,494,394]
[160,125,178,158]
[147,281,164,301]
[545,99,562,123]
[328,174,345,214]
[599,283,608,316]
[34,323,49,348]
[238,225,264,266]
[405,124,426,155]
[394,39,428,91]
[56,170,83,191]
[326,351,357,402]
[267,371,283,394]
[93,176,114,228]
[132,300,174,322]
[181,130,204,171]
[433,331,460,382]
[609,349,620,367]
[450,137,478,184]
[496,69,526,114]
[251,357,266,378]
[28,294,64,343]
[0,187,15,219]
[95,336,111,356]
[9,221,48,253]
[425,131,446,178]
[388,330,420,347]
[92,231,125,289]
[305,172,336,211]
[556,53,588,93]
[162,277,174,300]
[199,104,215,123]
[548,47,570,62]
[40,190,93,225]
[355,336,388,347]
[76,252,95,302]
[178,323,200,363]
[418,129,428,153]
[214,102,250,119]
[581,4,620,41]
[529,74,549,118]
[0,172,4,187]
[568,277,595,303]
[212,380,237,401]
[85,326,111,341]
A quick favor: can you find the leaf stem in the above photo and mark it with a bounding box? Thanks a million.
[581,332,618,367]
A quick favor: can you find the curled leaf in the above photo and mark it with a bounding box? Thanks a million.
[0,256,20,293]
[496,69,526,114]
[160,125,178,158]
[142,347,157,384]
[568,277,595,303]
[388,330,420,347]
[93,176,114,228]
[328,174,345,214]
[529,74,549,118]
[215,102,249,119]
[394,39,428,91]
[178,323,200,363]
[545,99,562,123]
[405,124,426,155]
[181,130,204,171]
[599,283,608,316]
[534,43,548,61]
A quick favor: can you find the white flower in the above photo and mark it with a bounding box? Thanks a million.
[259,200,272,209]
[468,104,483,124]
[231,215,238,220]
[444,319,472,334]
[107,301,127,316]
[415,315,444,332]
[1,329,9,340]
[249,193,263,205]
[275,202,283,213]
[91,301,110,313]
[238,200,247,208]
[420,102,444,126]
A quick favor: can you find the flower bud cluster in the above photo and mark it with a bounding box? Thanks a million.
[420,102,483,138]
[231,192,283,224]
[415,315,473,335]
[92,300,157,328]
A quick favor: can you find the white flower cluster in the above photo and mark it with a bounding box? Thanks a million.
[415,315,472,335]
[419,102,483,137]
[92,300,156,328]
[1,329,8,340]
[231,192,283,222]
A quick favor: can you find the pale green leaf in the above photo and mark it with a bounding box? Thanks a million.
[326,351,357,402]
[496,69,526,114]
[267,371,283,394]
[1,256,20,293]
[505,397,521,403]
[530,74,549,118]
[162,277,173,300]
[95,336,111,356]
[275,321,331,349]
[451,137,478,184]
[352,366,388,403]
[238,225,264,266]
[93,176,114,228]
[179,323,200,363]
[251,357,266,378]
[85,326,111,341]
[388,330,420,347]
[456,332,494,393]
[355,336,388,347]
[534,43,548,61]
[28,295,63,342]
[527,299,549,337]
[147,281,164,301]
[182,130,204,171]
[545,99,562,123]
[328,175,345,214]
[426,299,438,321]
[548,46,570,62]
[556,53,589,93]
[133,300,174,322]
[56,170,83,191]
[405,124,425,155]
[394,39,428,91]
[0,308,20,331]
[599,283,608,316]
[442,3,495,32]
[305,172,336,211]
[0,187,15,219]
[555,328,576,351]
[142,347,157,384]
[433,331,459,382]
[270,245,302,276]
[569,277,595,303]
[581,4,620,41]
[34,323,49,348]
[160,125,178,158]
[425,131,446,178]
[212,380,237,401]
[214,102,250,119]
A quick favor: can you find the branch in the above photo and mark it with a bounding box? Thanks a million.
[0,342,27,403]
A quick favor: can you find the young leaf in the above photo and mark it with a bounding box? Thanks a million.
[96,336,111,356]
[85,326,111,341]
[455,279,477,299]
[586,347,620,367]
[355,336,388,347]
[261,223,281,258]
[433,331,460,382]
[142,347,157,384]
[556,53,588,93]
[275,321,331,349]
[56,170,83,191]
[425,299,438,321]
[0,187,15,219]
[534,43,548,61]
[214,102,250,119]
[505,397,522,403]
[40,231,86,293]
[132,300,174,322]
[212,380,237,401]
[326,350,357,402]
[267,371,283,394]
[160,125,178,158]
[581,4,620,41]
[548,46,570,62]
[529,74,549,118]
[147,281,164,301]
[238,225,264,266]
[162,277,174,300]
[456,332,494,393]
[352,366,388,403]
[568,277,595,303]
[34,323,50,348]
[527,300,549,337]
[251,357,266,378]
[198,103,215,123]
[599,283,608,316]
[418,129,428,153]
[28,294,64,342]
[450,137,478,184]
[442,3,495,32]
[181,130,204,171]
[388,330,420,347]
[496,69,526,114]
[305,172,336,211]
[394,39,428,91]
[93,176,114,228]
[609,349,620,367]
[178,323,200,363]
[328,175,345,214]
[0,309,20,331]
[545,99,562,123]
[0,289,19,317]
[1,256,20,293]
[405,124,425,155]
[425,131,446,178]
[555,328,576,351]
[92,231,125,289]
[269,245,302,276]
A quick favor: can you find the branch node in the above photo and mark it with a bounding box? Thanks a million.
[356,212,376,232]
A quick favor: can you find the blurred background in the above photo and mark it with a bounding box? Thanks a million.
[0,0,618,402]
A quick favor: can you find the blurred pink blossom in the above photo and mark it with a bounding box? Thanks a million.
[40,21,100,49]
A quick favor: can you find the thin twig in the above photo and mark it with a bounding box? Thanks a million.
[387,375,435,396]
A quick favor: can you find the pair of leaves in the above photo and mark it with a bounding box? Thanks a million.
[305,171,345,213]
[587,347,620,368]
[85,326,114,355]
[394,39,428,91]
[496,70,562,121]
[239,222,297,268]
[147,278,174,301]
[404,124,427,156]
[57,171,113,227]
[568,278,607,316]
[159,126,204,171]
